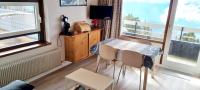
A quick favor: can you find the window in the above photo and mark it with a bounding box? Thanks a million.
[121,0,170,42]
[0,1,45,51]
[0,34,38,49]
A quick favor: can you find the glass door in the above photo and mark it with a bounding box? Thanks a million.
[164,0,200,76]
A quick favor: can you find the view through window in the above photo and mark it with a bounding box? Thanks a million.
[121,0,170,42]
[121,0,200,43]
[0,3,40,49]
[121,0,200,65]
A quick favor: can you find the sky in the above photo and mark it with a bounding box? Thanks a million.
[122,0,200,29]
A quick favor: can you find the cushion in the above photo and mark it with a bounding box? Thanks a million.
[1,80,34,90]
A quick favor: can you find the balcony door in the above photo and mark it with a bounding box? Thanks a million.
[121,0,200,76]
[163,0,200,76]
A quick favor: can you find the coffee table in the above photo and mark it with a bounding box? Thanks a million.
[65,68,114,90]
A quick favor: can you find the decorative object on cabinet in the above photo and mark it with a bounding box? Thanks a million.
[60,15,72,36]
[72,21,91,34]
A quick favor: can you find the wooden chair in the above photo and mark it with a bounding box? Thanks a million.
[117,50,144,90]
[96,44,118,79]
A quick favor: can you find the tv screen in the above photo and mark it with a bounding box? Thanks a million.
[90,5,113,19]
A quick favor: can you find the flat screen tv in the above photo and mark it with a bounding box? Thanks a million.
[90,5,113,19]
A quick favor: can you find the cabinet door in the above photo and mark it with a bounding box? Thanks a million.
[89,30,101,55]
[74,33,89,62]
[64,36,75,62]
[81,34,89,60]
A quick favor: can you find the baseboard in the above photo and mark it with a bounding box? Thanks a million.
[26,61,72,83]
[156,64,200,77]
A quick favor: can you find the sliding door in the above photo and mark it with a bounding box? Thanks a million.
[164,0,200,75]
[121,0,200,75]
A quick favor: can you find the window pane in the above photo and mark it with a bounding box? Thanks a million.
[0,4,38,35]
[0,34,38,49]
[121,0,170,42]
[168,0,200,65]
[171,0,200,44]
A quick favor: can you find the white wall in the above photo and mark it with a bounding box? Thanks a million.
[0,0,98,62]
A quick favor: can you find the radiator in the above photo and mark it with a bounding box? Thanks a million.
[0,50,62,86]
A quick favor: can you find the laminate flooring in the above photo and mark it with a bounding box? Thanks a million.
[32,56,200,90]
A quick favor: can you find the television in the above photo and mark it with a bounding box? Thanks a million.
[90,5,113,19]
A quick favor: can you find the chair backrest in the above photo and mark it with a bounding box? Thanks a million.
[120,50,144,68]
[99,44,118,61]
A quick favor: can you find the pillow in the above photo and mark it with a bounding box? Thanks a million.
[1,80,34,90]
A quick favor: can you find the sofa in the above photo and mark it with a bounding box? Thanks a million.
[0,80,34,90]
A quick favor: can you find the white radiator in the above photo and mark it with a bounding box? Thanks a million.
[0,50,62,86]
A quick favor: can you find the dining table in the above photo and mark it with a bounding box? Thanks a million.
[100,39,161,90]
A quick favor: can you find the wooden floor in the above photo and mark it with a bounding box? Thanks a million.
[32,56,200,90]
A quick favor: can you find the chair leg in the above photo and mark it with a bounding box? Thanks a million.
[96,55,101,73]
[105,61,108,69]
[139,68,142,90]
[116,65,123,84]
[122,66,126,77]
[113,61,116,79]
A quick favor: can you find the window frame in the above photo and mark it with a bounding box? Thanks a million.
[0,0,46,52]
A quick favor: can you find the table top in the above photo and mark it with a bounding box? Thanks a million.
[104,39,161,58]
[65,68,113,90]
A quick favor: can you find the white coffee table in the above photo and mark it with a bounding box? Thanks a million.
[65,68,114,90]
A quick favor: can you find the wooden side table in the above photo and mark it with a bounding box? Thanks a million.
[65,68,114,90]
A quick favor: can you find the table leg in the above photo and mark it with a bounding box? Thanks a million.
[151,65,155,79]
[111,82,114,90]
[96,55,101,72]
[143,67,148,90]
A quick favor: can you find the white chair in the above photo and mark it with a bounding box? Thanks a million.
[96,44,118,79]
[117,50,144,90]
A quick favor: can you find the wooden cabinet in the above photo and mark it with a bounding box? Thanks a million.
[89,29,101,55]
[64,33,89,62]
[64,29,101,62]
